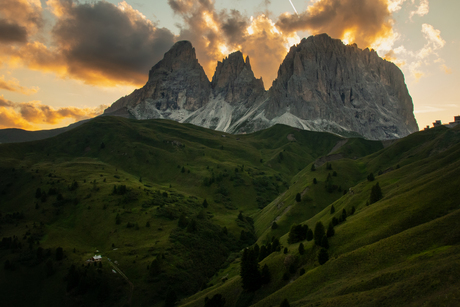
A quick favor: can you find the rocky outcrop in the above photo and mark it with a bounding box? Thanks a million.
[211,52,265,105]
[104,41,211,121]
[104,34,419,140]
[264,34,418,139]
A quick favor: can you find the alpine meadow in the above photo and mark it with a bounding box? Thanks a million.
[0,116,459,306]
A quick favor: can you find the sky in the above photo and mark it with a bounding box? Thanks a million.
[0,0,458,131]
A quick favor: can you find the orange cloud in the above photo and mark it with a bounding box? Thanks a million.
[169,0,298,88]
[0,75,39,95]
[275,0,394,51]
[0,95,107,129]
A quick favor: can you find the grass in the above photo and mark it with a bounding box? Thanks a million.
[1,116,459,306]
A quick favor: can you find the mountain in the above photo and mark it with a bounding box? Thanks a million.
[0,119,88,144]
[104,34,418,140]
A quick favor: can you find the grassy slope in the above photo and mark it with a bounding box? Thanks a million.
[0,117,382,307]
[179,125,460,307]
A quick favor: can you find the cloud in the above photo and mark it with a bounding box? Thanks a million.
[0,75,39,95]
[1,0,175,87]
[0,0,43,43]
[0,95,108,129]
[0,19,27,43]
[421,23,445,50]
[275,0,394,51]
[441,64,452,74]
[168,0,298,87]
[410,0,429,20]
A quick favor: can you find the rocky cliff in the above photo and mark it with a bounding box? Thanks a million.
[104,34,419,140]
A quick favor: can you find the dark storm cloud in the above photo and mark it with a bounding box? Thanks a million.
[50,0,176,85]
[0,19,27,43]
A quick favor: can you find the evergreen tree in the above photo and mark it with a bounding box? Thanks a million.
[370,182,383,204]
[295,193,301,202]
[330,204,335,214]
[240,248,261,291]
[311,164,316,171]
[298,242,305,255]
[271,221,278,229]
[261,264,271,284]
[313,178,317,184]
[283,247,288,254]
[367,173,375,181]
[306,229,313,241]
[150,256,162,276]
[202,199,208,208]
[35,188,42,199]
[342,208,347,221]
[280,298,290,307]
[115,213,121,225]
[164,289,177,307]
[314,221,325,246]
[327,222,335,238]
[321,235,329,249]
[186,219,197,233]
[204,294,226,307]
[56,247,64,261]
[178,213,188,228]
[318,248,329,265]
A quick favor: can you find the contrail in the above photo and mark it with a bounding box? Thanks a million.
[288,0,299,15]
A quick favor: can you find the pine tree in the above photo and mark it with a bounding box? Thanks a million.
[330,204,335,214]
[280,298,290,307]
[311,164,316,171]
[205,294,226,307]
[56,247,64,261]
[298,242,305,255]
[261,264,271,284]
[202,199,208,208]
[313,178,317,184]
[178,213,188,228]
[342,208,347,221]
[295,193,301,202]
[314,221,325,246]
[306,229,313,241]
[321,235,329,249]
[370,182,383,204]
[150,256,162,276]
[164,289,177,307]
[318,248,329,265]
[367,173,375,181]
[240,248,261,291]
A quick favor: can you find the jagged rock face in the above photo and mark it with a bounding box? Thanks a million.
[104,34,419,140]
[265,34,418,139]
[104,41,211,120]
[211,52,265,105]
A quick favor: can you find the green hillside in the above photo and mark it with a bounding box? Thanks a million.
[1,117,458,307]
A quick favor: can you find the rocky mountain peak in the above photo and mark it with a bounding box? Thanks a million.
[266,33,418,139]
[211,51,264,105]
[105,36,418,140]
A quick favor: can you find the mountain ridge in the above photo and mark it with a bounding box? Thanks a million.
[105,34,418,140]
